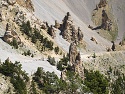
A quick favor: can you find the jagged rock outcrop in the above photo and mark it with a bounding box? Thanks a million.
[25,0,34,11]
[54,20,60,29]
[7,0,16,5]
[41,22,49,30]
[101,10,112,31]
[48,25,56,38]
[77,27,84,42]
[61,69,67,81]
[16,0,34,11]
[60,12,84,44]
[3,23,21,44]
[69,42,78,66]
[14,10,26,25]
[69,42,84,79]
[92,0,117,41]
[98,0,107,8]
[90,37,98,44]
[1,0,8,8]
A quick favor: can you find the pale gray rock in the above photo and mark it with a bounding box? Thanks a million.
[7,0,16,5]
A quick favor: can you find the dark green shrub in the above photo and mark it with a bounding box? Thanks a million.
[10,38,18,49]
[31,34,37,43]
[0,59,29,94]
[54,46,59,54]
[20,21,32,37]
[84,70,109,94]
[47,56,56,66]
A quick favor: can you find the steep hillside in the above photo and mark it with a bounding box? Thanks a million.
[0,0,61,76]
[32,0,125,51]
[0,0,124,78]
[0,0,125,93]
[81,51,125,74]
[109,0,125,41]
[32,0,111,52]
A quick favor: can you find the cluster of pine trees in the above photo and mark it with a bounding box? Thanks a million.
[20,21,54,51]
[0,58,125,94]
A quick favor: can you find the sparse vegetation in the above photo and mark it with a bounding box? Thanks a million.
[0,59,29,94]
[33,67,84,94]
[23,50,32,57]
[54,46,59,54]
[1,0,125,94]
[20,23,54,51]
[57,54,69,71]
[10,38,18,49]
[84,69,109,94]
[33,66,110,94]
[47,55,56,66]
[21,21,32,37]
[111,74,125,94]
[0,58,125,94]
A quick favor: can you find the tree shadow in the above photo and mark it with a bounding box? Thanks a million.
[0,36,4,41]
[92,25,102,30]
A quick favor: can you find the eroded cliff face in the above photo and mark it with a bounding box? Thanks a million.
[3,23,21,44]
[109,0,125,42]
[16,0,34,11]
[69,42,84,79]
[92,0,118,41]
[60,12,84,45]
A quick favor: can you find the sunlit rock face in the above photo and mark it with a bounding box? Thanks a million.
[60,12,84,45]
[69,42,84,79]
[3,23,21,44]
[7,0,16,5]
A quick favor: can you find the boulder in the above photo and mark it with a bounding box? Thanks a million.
[3,30,21,44]
[88,25,94,30]
[54,20,60,29]
[106,47,111,52]
[98,0,107,8]
[90,37,98,44]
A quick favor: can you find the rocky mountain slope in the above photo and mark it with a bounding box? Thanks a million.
[0,0,125,93]
[32,0,111,52]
